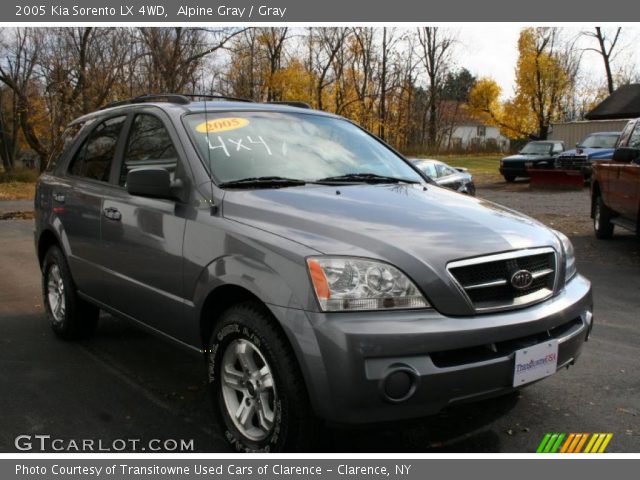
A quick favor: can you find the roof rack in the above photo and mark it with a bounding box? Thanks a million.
[266,101,312,109]
[101,94,190,110]
[100,93,255,110]
[100,94,312,111]
[181,94,254,103]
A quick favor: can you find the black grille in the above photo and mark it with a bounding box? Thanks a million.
[449,251,556,311]
[556,155,588,170]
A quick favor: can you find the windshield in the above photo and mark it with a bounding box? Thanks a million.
[579,134,619,149]
[183,112,423,184]
[413,161,438,178]
[520,143,551,155]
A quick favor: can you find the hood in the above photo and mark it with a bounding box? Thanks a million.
[502,153,554,162]
[222,184,562,314]
[436,172,472,185]
[560,147,615,159]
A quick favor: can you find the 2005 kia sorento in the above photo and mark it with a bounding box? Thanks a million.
[35,94,593,452]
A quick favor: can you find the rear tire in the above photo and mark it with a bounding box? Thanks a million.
[593,196,614,239]
[206,302,318,452]
[42,246,99,339]
[504,175,516,182]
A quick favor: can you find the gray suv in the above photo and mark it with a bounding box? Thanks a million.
[34,94,593,452]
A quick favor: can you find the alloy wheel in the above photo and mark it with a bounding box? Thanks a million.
[220,338,277,441]
[46,264,66,323]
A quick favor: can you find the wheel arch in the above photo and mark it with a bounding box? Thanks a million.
[37,229,62,267]
[197,281,326,418]
[199,284,268,350]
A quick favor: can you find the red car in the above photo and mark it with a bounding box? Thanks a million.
[591,118,640,238]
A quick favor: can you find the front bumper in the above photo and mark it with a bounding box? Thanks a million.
[271,274,592,424]
[500,164,529,178]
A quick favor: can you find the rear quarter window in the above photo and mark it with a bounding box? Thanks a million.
[45,122,91,173]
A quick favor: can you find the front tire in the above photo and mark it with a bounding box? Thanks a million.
[42,246,99,339]
[593,196,614,239]
[207,302,318,452]
[504,175,516,182]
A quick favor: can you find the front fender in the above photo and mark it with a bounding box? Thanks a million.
[191,253,308,314]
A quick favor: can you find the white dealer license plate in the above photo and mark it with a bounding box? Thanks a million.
[513,340,558,387]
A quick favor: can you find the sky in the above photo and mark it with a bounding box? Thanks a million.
[455,25,640,99]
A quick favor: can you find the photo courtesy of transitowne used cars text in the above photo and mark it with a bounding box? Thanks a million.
[34,94,593,452]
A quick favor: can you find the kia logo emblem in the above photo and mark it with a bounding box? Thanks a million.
[511,270,534,290]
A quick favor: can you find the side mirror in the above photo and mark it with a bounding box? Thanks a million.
[612,147,640,164]
[126,168,172,198]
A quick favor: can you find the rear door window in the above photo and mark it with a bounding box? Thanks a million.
[68,116,126,182]
[120,114,178,186]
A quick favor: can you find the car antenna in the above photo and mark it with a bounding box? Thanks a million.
[202,88,217,215]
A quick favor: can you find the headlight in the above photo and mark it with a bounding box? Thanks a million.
[554,230,577,282]
[306,257,430,311]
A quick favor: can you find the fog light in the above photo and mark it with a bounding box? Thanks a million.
[381,366,418,402]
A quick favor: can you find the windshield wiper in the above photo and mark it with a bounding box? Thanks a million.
[315,173,420,184]
[219,176,307,189]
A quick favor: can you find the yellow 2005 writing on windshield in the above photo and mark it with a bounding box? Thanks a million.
[195,117,249,134]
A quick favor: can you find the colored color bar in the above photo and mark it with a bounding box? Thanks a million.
[598,433,613,453]
[567,433,582,453]
[544,434,559,453]
[537,433,552,453]
[550,433,566,453]
[591,433,606,453]
[560,434,575,453]
[584,433,598,453]
[574,433,589,453]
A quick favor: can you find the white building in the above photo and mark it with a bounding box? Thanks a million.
[445,123,510,152]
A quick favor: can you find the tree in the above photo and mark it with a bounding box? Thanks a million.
[0,28,49,170]
[469,78,536,139]
[308,27,349,110]
[442,68,475,102]
[257,27,289,101]
[583,27,622,95]
[416,27,456,150]
[137,27,244,92]
[516,28,578,139]
[39,27,132,150]
[469,28,578,140]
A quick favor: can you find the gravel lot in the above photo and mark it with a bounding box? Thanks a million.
[0,181,638,453]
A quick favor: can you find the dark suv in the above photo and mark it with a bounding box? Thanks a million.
[499,140,565,182]
[35,94,593,452]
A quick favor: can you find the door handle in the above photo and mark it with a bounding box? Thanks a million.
[52,193,65,204]
[103,207,122,221]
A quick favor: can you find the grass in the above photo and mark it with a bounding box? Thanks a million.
[0,168,39,200]
[0,181,36,200]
